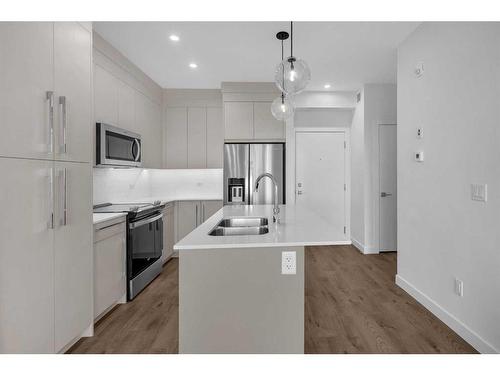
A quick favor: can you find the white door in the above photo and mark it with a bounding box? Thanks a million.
[54,161,92,351]
[379,125,397,252]
[295,132,346,240]
[0,22,54,160]
[54,22,92,163]
[0,158,55,353]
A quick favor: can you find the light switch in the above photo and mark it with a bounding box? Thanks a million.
[471,184,487,202]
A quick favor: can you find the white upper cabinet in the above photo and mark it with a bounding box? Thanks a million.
[54,22,92,163]
[0,23,54,160]
[206,107,224,168]
[164,107,188,168]
[118,80,136,131]
[93,64,119,125]
[187,107,207,169]
[136,91,162,169]
[224,102,254,140]
[253,102,285,140]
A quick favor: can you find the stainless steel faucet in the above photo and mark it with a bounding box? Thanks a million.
[254,173,280,223]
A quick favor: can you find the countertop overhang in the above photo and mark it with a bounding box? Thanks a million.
[174,204,349,250]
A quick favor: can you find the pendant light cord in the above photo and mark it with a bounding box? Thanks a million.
[290,21,293,57]
[281,39,285,103]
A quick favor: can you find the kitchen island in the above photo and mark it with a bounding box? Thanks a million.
[174,204,346,354]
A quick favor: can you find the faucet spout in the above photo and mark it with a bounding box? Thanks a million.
[254,173,280,223]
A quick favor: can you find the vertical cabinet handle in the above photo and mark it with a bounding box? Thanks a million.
[202,203,205,223]
[48,167,55,229]
[62,168,67,226]
[195,204,198,227]
[46,91,54,154]
[59,96,67,154]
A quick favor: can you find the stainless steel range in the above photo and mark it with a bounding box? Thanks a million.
[94,201,165,300]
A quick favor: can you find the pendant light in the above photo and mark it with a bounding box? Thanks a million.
[274,22,311,95]
[271,31,295,121]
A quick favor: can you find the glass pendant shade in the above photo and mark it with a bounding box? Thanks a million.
[271,95,294,121]
[275,57,311,95]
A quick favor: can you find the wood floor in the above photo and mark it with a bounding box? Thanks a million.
[68,245,476,354]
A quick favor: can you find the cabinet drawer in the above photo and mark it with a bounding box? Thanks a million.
[94,221,126,243]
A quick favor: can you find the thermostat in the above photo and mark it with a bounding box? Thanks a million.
[415,152,424,162]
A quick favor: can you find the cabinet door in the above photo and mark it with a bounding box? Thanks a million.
[136,92,162,168]
[54,22,92,163]
[93,64,119,125]
[0,22,54,160]
[118,80,136,130]
[253,102,285,140]
[94,222,126,319]
[176,201,199,241]
[201,200,223,223]
[54,161,92,352]
[224,102,253,140]
[165,107,187,168]
[188,107,207,168]
[161,203,175,263]
[0,158,55,353]
[206,107,224,168]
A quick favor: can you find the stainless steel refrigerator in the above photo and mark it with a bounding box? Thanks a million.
[223,143,285,205]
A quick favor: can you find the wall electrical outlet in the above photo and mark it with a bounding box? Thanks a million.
[454,278,464,297]
[281,251,296,275]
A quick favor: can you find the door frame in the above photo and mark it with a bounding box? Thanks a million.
[377,123,397,252]
[293,127,351,241]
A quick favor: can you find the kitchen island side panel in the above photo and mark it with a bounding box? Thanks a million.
[179,246,304,354]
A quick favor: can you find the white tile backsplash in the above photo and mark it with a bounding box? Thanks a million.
[93,167,223,205]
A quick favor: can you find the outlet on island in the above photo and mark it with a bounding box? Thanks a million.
[281,251,296,275]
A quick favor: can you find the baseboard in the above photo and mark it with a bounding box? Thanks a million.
[395,274,498,354]
[351,237,379,255]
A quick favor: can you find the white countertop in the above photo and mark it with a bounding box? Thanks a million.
[174,204,347,250]
[93,212,127,225]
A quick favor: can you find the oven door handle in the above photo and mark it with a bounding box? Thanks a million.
[129,213,163,229]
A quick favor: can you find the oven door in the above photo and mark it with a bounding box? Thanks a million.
[97,123,142,167]
[129,213,163,260]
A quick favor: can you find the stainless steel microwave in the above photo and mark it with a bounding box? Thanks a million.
[96,123,142,167]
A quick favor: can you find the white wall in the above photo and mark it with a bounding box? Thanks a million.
[350,88,365,247]
[93,168,223,205]
[397,22,500,353]
[350,84,397,253]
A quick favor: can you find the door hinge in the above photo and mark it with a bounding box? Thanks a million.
[344,184,346,191]
[344,226,346,234]
[344,141,346,149]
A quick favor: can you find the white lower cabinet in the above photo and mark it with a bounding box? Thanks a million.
[161,203,175,263]
[0,158,92,353]
[94,218,126,320]
[176,200,223,241]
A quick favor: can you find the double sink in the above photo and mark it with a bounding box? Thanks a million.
[209,217,269,236]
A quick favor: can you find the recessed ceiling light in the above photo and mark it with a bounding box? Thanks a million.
[169,34,179,42]
[324,84,331,89]
[189,63,198,69]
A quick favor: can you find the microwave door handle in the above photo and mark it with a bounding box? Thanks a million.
[133,139,141,162]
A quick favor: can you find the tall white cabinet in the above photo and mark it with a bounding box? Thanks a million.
[0,22,93,353]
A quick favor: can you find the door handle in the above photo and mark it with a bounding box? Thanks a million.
[46,91,54,154]
[381,192,392,197]
[48,167,54,229]
[59,167,68,226]
[59,96,67,154]
[195,204,199,227]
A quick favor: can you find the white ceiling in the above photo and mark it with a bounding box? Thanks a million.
[93,22,420,91]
